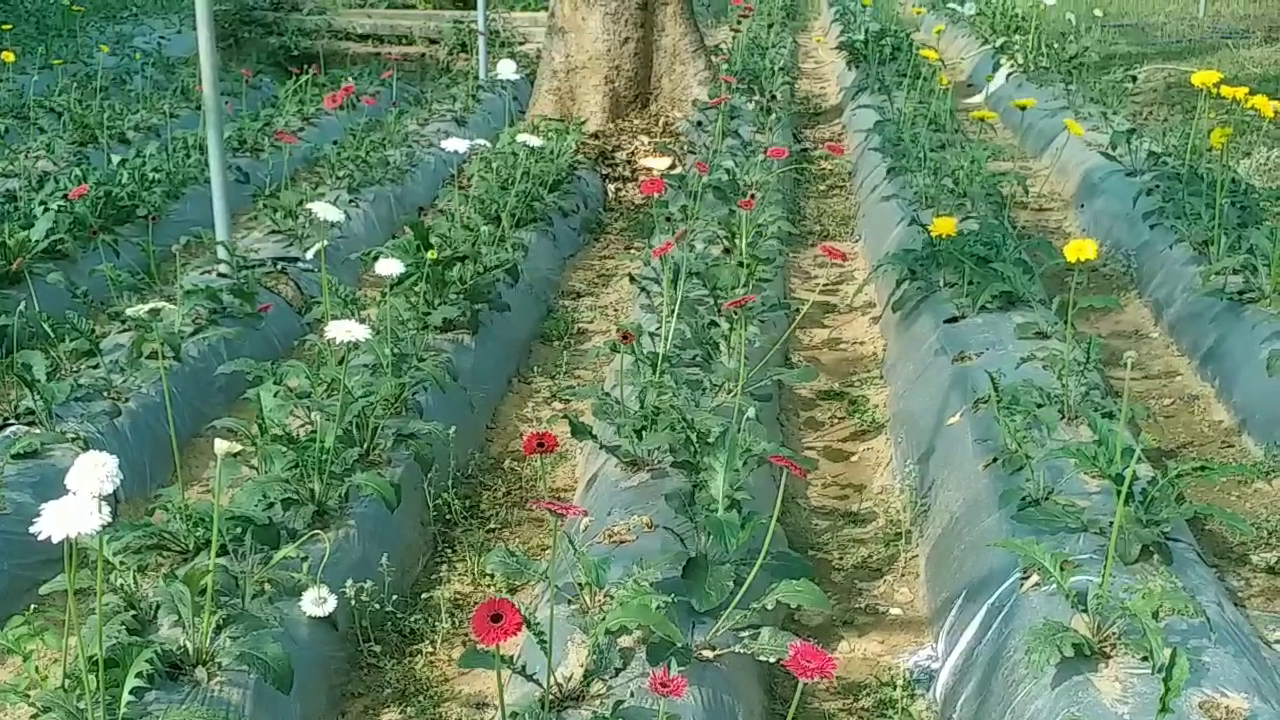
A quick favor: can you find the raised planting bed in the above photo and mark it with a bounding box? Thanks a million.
[0,56,478,346]
[462,5,841,719]
[897,8,1280,450]
[0,122,604,720]
[829,2,1280,719]
[0,78,532,621]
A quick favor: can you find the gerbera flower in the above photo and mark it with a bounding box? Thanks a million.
[471,597,524,647]
[647,666,689,700]
[1062,237,1099,264]
[323,319,373,344]
[781,640,838,683]
[63,450,123,498]
[522,430,559,457]
[928,215,959,238]
[299,584,338,618]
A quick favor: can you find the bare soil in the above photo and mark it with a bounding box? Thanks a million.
[772,16,933,720]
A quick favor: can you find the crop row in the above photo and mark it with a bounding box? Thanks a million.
[829,2,1280,719]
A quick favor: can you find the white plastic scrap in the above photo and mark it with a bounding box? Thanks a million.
[932,570,1022,706]
[960,62,1012,106]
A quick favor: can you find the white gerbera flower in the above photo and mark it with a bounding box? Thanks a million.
[494,58,521,81]
[213,438,244,458]
[305,200,346,224]
[299,584,338,618]
[29,492,112,544]
[124,300,176,318]
[440,136,473,154]
[1092,7,1103,16]
[373,257,406,278]
[323,319,372,345]
[515,132,544,148]
[63,450,123,498]
[304,239,328,261]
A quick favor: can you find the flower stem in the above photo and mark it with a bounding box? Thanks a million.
[657,698,668,720]
[95,535,106,720]
[1062,268,1080,420]
[157,328,184,502]
[543,520,558,715]
[783,681,805,720]
[494,648,507,720]
[706,466,790,642]
[60,543,72,687]
[67,545,93,713]
[199,454,225,655]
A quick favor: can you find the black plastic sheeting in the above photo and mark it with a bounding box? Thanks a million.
[0,81,533,621]
[904,11,1280,450]
[140,168,605,720]
[837,49,1280,720]
[502,134,811,720]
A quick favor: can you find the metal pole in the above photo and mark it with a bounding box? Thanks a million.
[1197,0,1207,19]
[194,0,234,266]
[477,0,489,82]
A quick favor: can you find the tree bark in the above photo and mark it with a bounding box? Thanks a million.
[528,0,712,131]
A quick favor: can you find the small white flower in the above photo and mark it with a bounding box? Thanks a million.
[1092,7,1103,16]
[304,239,328,261]
[64,450,123,498]
[124,300,176,318]
[299,584,338,618]
[440,136,473,154]
[323,319,372,345]
[305,200,346,224]
[494,58,521,81]
[373,256,406,278]
[29,492,112,544]
[515,132,544,148]
[213,438,244,458]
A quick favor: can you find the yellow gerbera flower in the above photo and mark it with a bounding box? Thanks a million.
[98,43,109,53]
[1208,125,1232,151]
[1245,93,1275,120]
[70,4,86,10]
[918,47,941,63]
[862,0,872,6]
[1062,237,1099,264]
[911,6,927,16]
[1063,118,1085,137]
[969,109,998,122]
[52,58,64,65]
[1012,97,1037,111]
[0,49,15,64]
[1219,84,1249,102]
[0,23,13,31]
[1189,69,1223,90]
[939,75,952,88]
[933,23,946,35]
[928,215,959,238]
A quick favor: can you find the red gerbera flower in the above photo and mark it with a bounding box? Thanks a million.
[638,177,667,197]
[240,67,254,79]
[530,500,588,518]
[709,95,730,107]
[730,0,743,6]
[647,666,689,700]
[651,240,676,260]
[768,454,809,479]
[361,94,377,106]
[723,294,758,311]
[274,129,299,145]
[257,302,274,313]
[381,68,394,79]
[471,597,524,647]
[781,640,837,683]
[824,141,847,157]
[340,81,357,97]
[693,160,710,175]
[818,243,849,263]
[765,146,790,160]
[522,430,559,457]
[67,183,90,201]
[737,196,756,211]
[617,328,637,345]
[720,74,737,84]
[322,91,344,111]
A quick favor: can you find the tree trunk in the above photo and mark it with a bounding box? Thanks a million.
[527,0,712,130]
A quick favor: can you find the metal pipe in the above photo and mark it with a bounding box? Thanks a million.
[477,0,489,82]
[194,0,234,266]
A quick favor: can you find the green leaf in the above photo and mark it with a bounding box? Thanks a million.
[599,601,685,645]
[116,647,160,720]
[1023,619,1099,671]
[1268,349,1280,378]
[236,630,294,695]
[484,547,545,586]
[352,471,401,513]
[737,626,798,662]
[750,579,832,614]
[1157,646,1191,719]
[681,553,736,613]
[458,645,507,671]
